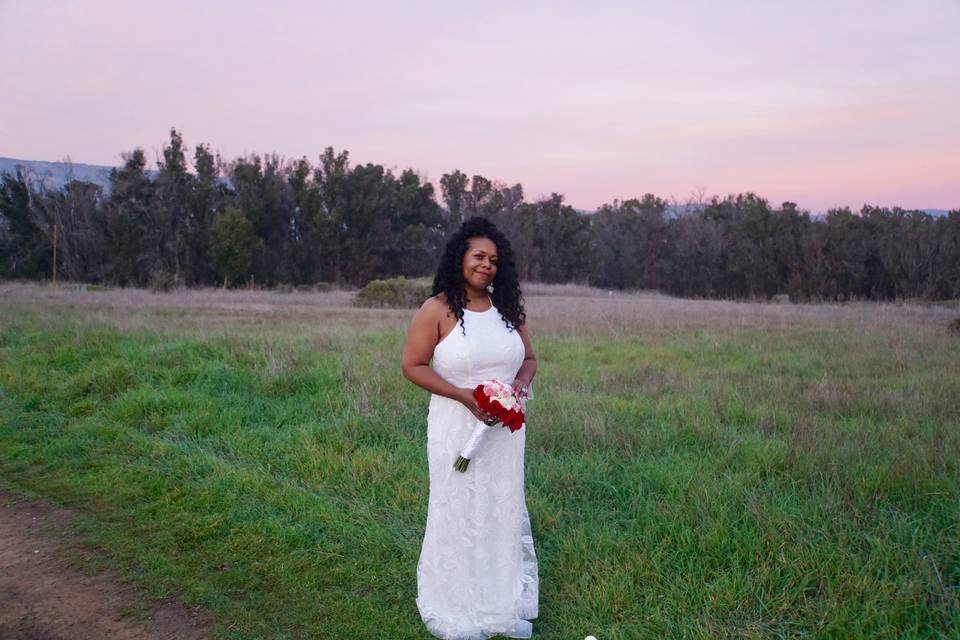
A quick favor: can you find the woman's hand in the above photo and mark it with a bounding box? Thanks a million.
[456,388,499,425]
[511,379,530,401]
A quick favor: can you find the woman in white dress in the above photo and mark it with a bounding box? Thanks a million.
[402,217,539,639]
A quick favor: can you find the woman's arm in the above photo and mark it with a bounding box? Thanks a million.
[511,322,537,396]
[401,298,465,401]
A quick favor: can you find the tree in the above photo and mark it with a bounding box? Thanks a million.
[227,154,298,285]
[526,194,592,283]
[481,183,531,278]
[0,168,49,278]
[209,207,261,287]
[152,128,195,284]
[29,178,105,282]
[440,170,469,236]
[631,194,669,290]
[104,149,153,285]
[858,206,896,299]
[187,143,222,285]
[4,129,958,301]
[336,162,395,285]
[315,147,351,283]
[591,194,667,290]
[382,169,444,277]
[664,210,725,297]
[286,156,324,284]
[934,210,960,298]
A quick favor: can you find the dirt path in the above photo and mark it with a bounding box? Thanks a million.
[0,491,212,640]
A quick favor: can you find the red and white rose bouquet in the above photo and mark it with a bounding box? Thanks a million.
[454,379,528,473]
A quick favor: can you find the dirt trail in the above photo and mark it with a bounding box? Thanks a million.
[0,491,212,640]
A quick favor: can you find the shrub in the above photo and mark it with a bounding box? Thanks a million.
[948,316,960,337]
[148,269,180,293]
[354,277,432,308]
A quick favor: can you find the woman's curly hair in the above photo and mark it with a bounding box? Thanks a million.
[432,216,526,335]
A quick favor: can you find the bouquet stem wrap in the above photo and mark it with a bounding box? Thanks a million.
[453,379,526,473]
[453,421,492,472]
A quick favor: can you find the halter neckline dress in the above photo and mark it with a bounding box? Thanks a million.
[416,300,539,639]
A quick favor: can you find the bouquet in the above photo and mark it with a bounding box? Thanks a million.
[454,379,528,473]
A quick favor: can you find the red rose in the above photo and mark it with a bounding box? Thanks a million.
[472,382,525,432]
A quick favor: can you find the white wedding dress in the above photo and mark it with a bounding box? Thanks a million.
[417,301,539,639]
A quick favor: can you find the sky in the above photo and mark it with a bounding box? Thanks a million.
[2,0,958,212]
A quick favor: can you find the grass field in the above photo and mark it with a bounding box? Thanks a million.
[1,282,958,639]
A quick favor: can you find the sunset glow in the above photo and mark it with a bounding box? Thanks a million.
[2,0,957,212]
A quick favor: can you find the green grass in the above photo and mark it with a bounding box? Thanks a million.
[1,298,958,639]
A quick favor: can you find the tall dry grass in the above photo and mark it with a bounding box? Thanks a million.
[3,281,956,338]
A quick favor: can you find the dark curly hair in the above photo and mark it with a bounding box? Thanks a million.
[432,216,526,336]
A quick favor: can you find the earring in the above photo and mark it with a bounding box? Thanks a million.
[486,283,494,293]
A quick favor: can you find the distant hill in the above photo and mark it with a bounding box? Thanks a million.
[0,157,117,191]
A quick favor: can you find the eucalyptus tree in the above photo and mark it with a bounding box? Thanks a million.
[383,168,444,278]
[187,143,223,285]
[28,179,105,283]
[0,168,48,278]
[153,128,194,284]
[440,170,469,236]
[227,153,297,285]
[104,149,154,285]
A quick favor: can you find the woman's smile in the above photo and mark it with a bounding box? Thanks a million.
[462,236,499,291]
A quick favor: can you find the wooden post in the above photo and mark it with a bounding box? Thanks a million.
[51,223,58,287]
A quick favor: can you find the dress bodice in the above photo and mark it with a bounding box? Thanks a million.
[431,302,525,389]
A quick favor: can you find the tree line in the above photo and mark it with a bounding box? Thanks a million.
[2,129,958,300]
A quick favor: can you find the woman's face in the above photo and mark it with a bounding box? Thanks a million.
[461,236,498,292]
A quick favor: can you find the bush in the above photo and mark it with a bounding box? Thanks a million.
[354,277,432,309]
[148,269,180,293]
[948,317,960,337]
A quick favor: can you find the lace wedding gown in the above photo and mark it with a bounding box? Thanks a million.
[417,301,539,639]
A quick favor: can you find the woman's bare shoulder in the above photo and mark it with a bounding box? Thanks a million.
[416,294,449,319]
[424,293,452,311]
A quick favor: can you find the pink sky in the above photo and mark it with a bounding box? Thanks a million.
[2,0,958,212]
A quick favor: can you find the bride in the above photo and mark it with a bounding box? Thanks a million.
[401,217,539,639]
